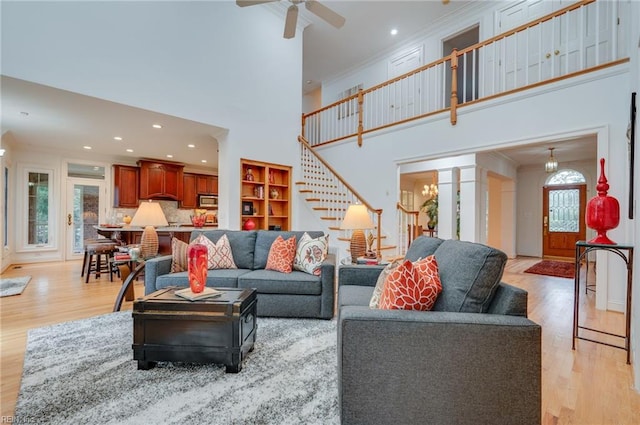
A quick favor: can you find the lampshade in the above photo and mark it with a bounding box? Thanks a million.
[130,201,168,258]
[545,147,558,173]
[340,204,375,264]
[340,204,375,230]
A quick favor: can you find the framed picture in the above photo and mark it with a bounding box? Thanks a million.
[242,201,253,216]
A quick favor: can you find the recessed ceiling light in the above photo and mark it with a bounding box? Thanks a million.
[126,149,134,153]
[166,154,173,158]
[152,124,162,129]
[390,28,398,36]
[113,136,123,141]
[201,159,207,163]
[83,146,92,150]
[187,144,195,148]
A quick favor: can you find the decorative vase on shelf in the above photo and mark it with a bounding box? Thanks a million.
[270,188,279,199]
[585,158,620,245]
[187,243,208,293]
[243,218,257,230]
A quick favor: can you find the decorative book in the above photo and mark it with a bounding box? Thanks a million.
[174,287,224,302]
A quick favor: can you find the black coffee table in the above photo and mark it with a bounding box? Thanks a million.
[132,287,257,373]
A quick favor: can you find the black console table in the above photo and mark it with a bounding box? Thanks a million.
[573,241,633,364]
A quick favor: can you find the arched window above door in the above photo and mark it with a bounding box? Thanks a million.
[546,169,586,185]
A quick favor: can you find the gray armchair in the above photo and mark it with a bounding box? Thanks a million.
[337,237,542,425]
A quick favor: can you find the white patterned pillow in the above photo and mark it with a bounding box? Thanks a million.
[192,234,237,270]
[369,259,402,308]
[293,232,329,276]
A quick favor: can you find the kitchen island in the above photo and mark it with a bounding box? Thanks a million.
[95,225,217,255]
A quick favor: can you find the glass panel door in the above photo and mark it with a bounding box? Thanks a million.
[66,179,105,259]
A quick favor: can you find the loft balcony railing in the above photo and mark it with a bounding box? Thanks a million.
[302,0,629,148]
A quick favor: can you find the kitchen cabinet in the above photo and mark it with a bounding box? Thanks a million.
[180,173,218,209]
[138,160,184,201]
[113,164,139,208]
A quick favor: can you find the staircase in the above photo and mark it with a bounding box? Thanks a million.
[297,136,396,261]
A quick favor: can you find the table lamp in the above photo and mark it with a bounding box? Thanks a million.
[130,201,168,258]
[340,203,375,264]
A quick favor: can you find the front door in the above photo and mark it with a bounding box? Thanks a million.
[542,183,586,258]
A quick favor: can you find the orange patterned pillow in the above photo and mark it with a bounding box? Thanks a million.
[265,235,297,273]
[378,256,442,311]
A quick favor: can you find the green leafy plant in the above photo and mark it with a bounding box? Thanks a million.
[421,196,438,229]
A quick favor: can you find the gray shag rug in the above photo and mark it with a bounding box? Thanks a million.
[15,311,339,424]
[0,276,31,297]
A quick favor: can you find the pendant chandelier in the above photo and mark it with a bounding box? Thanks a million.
[422,183,438,199]
[545,147,558,173]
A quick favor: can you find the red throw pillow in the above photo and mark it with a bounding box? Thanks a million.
[378,256,442,311]
[265,235,297,273]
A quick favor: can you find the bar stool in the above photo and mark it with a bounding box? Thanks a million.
[81,238,117,278]
[84,242,118,283]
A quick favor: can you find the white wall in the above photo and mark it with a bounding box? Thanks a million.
[318,67,631,305]
[1,1,303,262]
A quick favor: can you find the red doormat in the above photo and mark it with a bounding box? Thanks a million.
[523,260,574,279]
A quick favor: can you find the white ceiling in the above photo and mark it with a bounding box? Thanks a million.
[0,0,596,171]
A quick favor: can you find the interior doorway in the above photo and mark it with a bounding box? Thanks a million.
[443,25,479,105]
[542,173,587,259]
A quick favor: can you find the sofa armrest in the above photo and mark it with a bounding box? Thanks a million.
[318,253,336,319]
[144,255,173,295]
[487,282,529,317]
[338,264,385,287]
[338,306,541,425]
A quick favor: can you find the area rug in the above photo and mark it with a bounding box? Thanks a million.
[15,312,339,424]
[0,276,32,297]
[524,260,574,279]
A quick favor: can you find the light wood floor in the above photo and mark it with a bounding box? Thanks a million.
[1,257,639,423]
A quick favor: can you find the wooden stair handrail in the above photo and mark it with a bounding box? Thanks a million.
[299,135,384,258]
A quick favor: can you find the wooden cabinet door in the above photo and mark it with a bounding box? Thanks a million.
[138,160,184,200]
[113,165,139,208]
[196,175,218,194]
[181,173,198,209]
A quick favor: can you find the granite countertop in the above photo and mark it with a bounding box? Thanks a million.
[95,225,218,232]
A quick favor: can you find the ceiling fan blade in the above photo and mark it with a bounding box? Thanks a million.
[304,0,345,29]
[236,0,279,7]
[283,4,298,39]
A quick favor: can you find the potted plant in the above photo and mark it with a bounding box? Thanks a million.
[421,196,438,229]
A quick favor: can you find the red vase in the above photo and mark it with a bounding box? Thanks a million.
[243,218,256,230]
[187,243,208,293]
[585,158,620,245]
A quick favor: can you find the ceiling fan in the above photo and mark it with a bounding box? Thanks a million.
[236,0,346,39]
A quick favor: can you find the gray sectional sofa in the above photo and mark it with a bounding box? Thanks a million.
[337,236,542,425]
[144,229,335,319]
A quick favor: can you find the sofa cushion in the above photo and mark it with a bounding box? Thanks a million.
[266,235,297,273]
[190,230,256,270]
[432,239,507,313]
[340,285,375,308]
[369,260,401,308]
[404,236,444,262]
[378,257,442,311]
[170,237,189,273]
[192,234,237,269]
[238,269,322,295]
[155,269,250,290]
[293,232,329,276]
[253,230,325,270]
